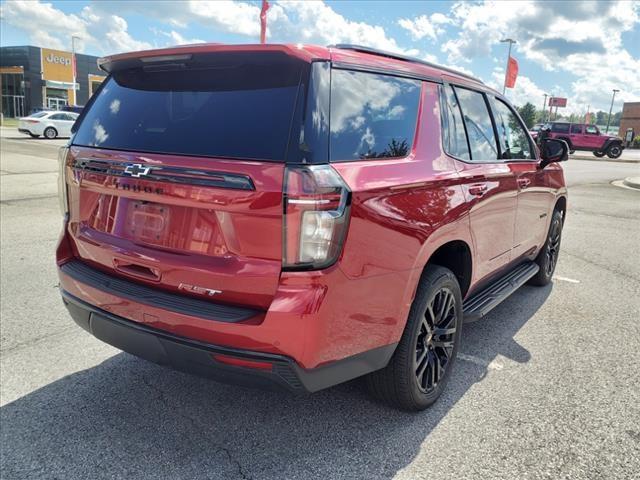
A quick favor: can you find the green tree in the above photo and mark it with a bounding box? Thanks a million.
[612,111,622,126]
[595,111,608,125]
[516,102,537,129]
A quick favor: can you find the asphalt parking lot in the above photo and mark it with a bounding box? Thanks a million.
[1,128,639,480]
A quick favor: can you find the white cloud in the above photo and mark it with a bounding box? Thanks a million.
[439,0,640,111]
[488,68,548,109]
[84,0,407,53]
[1,0,89,51]
[398,13,451,41]
[273,1,403,52]
[0,0,151,54]
[150,27,205,46]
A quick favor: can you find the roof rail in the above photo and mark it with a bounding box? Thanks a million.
[328,44,484,84]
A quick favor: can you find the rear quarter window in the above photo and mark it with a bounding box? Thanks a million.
[329,70,421,161]
[551,123,570,133]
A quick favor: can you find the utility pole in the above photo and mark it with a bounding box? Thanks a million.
[605,89,619,133]
[542,93,548,123]
[71,35,80,106]
[500,38,517,95]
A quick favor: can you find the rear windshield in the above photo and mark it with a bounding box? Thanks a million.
[73,53,303,161]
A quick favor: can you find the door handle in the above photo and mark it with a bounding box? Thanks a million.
[468,184,488,196]
[517,178,531,189]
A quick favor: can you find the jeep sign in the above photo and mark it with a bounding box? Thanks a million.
[46,53,71,66]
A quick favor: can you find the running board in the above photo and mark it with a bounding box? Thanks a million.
[463,262,539,323]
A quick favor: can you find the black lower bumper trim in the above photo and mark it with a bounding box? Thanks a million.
[61,260,258,323]
[61,290,397,394]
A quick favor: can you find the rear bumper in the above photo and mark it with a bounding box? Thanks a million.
[62,290,396,394]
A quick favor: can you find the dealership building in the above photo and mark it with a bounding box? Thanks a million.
[1,45,106,118]
[620,102,640,144]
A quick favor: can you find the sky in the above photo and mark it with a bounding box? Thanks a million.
[1,0,639,114]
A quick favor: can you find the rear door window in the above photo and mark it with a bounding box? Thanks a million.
[570,124,583,134]
[329,70,421,161]
[490,98,533,160]
[72,54,304,161]
[454,87,499,162]
[552,123,570,133]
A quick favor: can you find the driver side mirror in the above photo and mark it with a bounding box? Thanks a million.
[539,138,568,169]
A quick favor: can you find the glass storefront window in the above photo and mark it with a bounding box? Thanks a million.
[1,73,25,117]
[46,88,68,110]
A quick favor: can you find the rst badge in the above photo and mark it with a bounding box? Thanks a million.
[178,283,222,297]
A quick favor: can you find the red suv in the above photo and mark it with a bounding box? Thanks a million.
[545,122,624,158]
[56,44,568,410]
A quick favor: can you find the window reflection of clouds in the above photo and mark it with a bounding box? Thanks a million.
[330,70,420,160]
[92,120,108,145]
[109,99,120,115]
[331,70,404,134]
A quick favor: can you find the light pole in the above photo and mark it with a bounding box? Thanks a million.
[541,93,548,123]
[71,35,80,106]
[501,38,517,95]
[605,89,619,134]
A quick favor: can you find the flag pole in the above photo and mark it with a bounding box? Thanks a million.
[260,0,270,44]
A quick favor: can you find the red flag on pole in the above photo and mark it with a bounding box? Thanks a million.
[505,56,518,88]
[260,0,270,44]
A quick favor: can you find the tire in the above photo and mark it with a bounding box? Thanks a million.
[569,150,576,154]
[606,144,623,159]
[366,265,463,411]
[28,133,40,138]
[593,151,605,158]
[44,127,57,139]
[529,209,563,286]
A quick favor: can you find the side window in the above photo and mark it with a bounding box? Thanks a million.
[49,113,64,120]
[570,124,583,134]
[490,98,533,160]
[585,125,598,135]
[454,87,498,162]
[552,123,570,133]
[329,70,421,161]
[440,85,470,160]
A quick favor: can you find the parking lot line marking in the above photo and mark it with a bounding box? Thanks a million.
[553,276,581,283]
[457,353,504,371]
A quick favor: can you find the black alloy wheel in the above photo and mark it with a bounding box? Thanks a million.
[529,208,564,286]
[366,265,462,411]
[545,216,562,277]
[415,287,457,393]
[607,145,622,159]
[593,151,605,158]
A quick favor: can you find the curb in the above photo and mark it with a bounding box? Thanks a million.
[569,155,640,164]
[623,177,640,190]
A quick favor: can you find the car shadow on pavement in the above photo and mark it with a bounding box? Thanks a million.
[1,285,551,480]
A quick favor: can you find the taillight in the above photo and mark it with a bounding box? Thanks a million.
[26,120,40,124]
[57,146,69,215]
[283,165,351,270]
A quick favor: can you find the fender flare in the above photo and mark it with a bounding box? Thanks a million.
[395,226,474,341]
[601,138,623,152]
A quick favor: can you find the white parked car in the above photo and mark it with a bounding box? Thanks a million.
[18,111,79,139]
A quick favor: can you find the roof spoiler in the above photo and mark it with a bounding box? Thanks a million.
[329,44,484,84]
